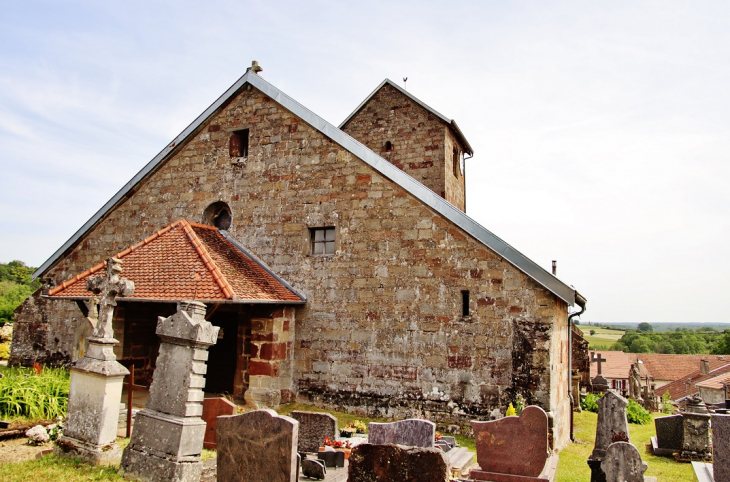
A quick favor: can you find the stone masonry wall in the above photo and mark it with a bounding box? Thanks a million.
[341,83,466,211]
[16,82,571,448]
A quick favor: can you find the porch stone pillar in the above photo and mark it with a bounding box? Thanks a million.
[121,300,219,481]
[245,307,295,408]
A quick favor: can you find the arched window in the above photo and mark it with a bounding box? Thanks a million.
[203,202,232,230]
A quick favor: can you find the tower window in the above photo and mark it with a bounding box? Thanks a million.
[453,149,460,177]
[229,129,249,158]
[311,227,335,256]
[461,290,470,317]
[385,141,393,152]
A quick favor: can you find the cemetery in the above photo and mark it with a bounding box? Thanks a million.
[0,277,720,480]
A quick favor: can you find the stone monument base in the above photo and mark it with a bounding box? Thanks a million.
[54,434,123,465]
[650,436,678,457]
[469,454,559,482]
[121,446,202,482]
[587,457,606,482]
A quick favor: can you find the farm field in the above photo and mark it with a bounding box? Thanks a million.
[580,326,625,350]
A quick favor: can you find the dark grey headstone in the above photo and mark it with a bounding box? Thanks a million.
[302,459,326,480]
[368,419,435,448]
[290,411,338,453]
[347,443,449,482]
[317,450,345,468]
[600,442,647,482]
[713,413,730,481]
[655,415,683,451]
[217,409,299,482]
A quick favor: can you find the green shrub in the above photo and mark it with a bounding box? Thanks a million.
[627,399,651,425]
[581,393,599,412]
[513,394,525,415]
[0,367,70,420]
[661,391,674,414]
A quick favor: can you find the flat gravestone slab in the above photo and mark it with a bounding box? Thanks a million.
[713,413,730,482]
[290,411,338,453]
[347,443,449,482]
[654,415,683,452]
[201,397,237,450]
[368,419,435,448]
[217,409,298,482]
[471,406,549,478]
[600,442,647,482]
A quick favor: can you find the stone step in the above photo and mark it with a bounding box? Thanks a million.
[447,447,475,477]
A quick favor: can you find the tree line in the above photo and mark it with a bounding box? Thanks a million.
[606,323,730,355]
[0,261,40,324]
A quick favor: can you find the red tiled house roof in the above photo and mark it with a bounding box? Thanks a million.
[48,220,305,304]
[696,372,730,391]
[590,351,632,380]
[655,362,730,401]
[626,354,729,383]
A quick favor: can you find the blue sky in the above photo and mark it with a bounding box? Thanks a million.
[1,1,729,323]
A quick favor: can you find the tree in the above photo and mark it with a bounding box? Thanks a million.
[637,322,654,333]
[590,329,596,336]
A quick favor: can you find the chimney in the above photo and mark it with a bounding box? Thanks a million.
[552,260,557,276]
[701,359,710,376]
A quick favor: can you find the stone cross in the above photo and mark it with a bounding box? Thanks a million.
[86,257,134,340]
[592,352,607,376]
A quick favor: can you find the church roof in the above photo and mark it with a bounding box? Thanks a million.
[339,79,474,155]
[34,70,580,306]
[46,219,305,304]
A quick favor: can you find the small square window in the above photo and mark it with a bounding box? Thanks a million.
[311,227,335,255]
[229,129,249,158]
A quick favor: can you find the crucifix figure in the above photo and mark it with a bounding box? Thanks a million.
[86,257,134,340]
[592,352,607,376]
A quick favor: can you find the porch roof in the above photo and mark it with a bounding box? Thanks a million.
[46,219,306,304]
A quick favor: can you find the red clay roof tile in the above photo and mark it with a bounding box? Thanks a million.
[47,220,303,303]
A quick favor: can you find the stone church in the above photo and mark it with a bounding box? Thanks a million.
[11,64,586,449]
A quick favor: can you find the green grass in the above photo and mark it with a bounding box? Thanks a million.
[556,410,695,482]
[0,455,126,481]
[582,326,624,349]
[0,366,70,421]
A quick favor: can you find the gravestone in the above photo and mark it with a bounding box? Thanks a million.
[368,419,435,448]
[202,397,237,450]
[347,443,450,482]
[588,391,630,482]
[55,257,133,465]
[680,394,712,461]
[302,458,326,480]
[121,300,219,481]
[317,449,345,468]
[713,413,730,482]
[290,411,338,453]
[651,414,683,456]
[217,409,299,482]
[470,406,557,481]
[600,442,648,482]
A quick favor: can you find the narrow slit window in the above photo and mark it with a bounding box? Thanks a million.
[385,141,393,152]
[461,290,470,317]
[229,129,249,158]
[453,149,460,177]
[311,227,335,255]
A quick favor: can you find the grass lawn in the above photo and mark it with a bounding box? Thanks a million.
[556,410,695,482]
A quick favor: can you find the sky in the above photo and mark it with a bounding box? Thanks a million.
[1,1,728,324]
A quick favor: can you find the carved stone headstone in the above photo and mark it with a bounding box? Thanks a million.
[470,406,552,480]
[56,257,133,465]
[368,419,435,448]
[290,411,338,453]
[681,412,712,461]
[651,414,684,456]
[217,409,299,482]
[347,443,450,482]
[600,442,648,482]
[712,413,730,482]
[588,391,630,482]
[202,397,237,450]
[121,300,219,481]
[302,458,326,480]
